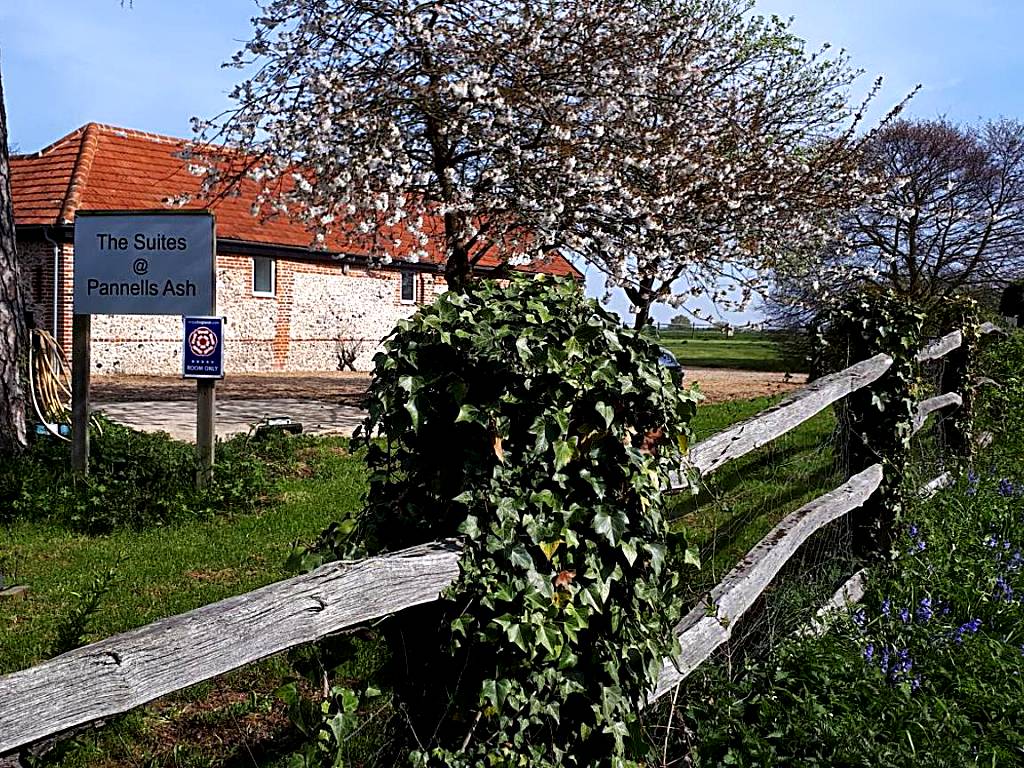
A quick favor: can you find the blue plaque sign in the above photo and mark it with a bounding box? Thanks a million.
[182,316,225,379]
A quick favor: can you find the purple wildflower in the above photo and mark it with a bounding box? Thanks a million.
[916,598,933,622]
[996,577,1014,602]
[954,618,982,644]
[853,608,867,628]
[911,676,922,692]
[899,607,911,624]
[881,599,891,617]
[999,478,1015,497]
[967,470,979,496]
[864,643,875,661]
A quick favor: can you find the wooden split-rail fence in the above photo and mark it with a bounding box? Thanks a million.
[0,323,1004,756]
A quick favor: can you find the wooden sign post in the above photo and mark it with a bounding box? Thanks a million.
[183,314,224,489]
[71,211,217,478]
[70,314,91,474]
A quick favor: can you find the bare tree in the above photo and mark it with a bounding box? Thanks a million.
[0,64,27,454]
[841,118,1024,307]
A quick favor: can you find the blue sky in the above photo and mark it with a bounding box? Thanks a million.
[2,0,1022,325]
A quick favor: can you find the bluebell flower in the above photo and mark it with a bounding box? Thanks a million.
[911,675,922,692]
[899,607,911,623]
[864,643,874,661]
[996,576,1014,602]
[880,648,891,672]
[967,470,979,496]
[881,599,891,617]
[909,524,919,537]
[916,598,933,622]
[853,608,866,628]
[999,478,1015,497]
[954,618,982,644]
[985,536,999,548]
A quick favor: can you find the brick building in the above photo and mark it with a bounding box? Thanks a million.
[10,123,580,374]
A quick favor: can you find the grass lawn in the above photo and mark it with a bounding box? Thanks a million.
[657,330,802,373]
[677,395,840,598]
[0,438,366,676]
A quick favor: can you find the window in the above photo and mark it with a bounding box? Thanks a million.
[401,271,416,303]
[253,257,276,297]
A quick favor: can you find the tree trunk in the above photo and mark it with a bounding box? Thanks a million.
[626,277,657,331]
[632,301,652,331]
[442,210,471,293]
[0,65,28,455]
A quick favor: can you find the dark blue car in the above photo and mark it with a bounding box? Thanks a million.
[658,347,685,384]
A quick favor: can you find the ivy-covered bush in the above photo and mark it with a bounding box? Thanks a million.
[355,275,699,767]
[977,328,1024,453]
[818,288,924,551]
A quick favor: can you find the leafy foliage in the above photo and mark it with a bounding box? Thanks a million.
[0,418,302,533]
[354,275,700,766]
[819,287,924,550]
[978,328,1024,454]
[50,561,120,656]
[664,467,1024,767]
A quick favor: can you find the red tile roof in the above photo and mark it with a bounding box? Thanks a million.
[10,123,581,279]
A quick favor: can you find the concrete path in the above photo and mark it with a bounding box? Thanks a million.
[94,398,366,442]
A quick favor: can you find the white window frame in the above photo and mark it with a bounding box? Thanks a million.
[400,270,416,304]
[252,257,276,297]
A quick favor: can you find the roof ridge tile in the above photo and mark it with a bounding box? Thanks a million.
[58,123,102,223]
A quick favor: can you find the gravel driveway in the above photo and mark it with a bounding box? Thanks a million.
[91,368,807,441]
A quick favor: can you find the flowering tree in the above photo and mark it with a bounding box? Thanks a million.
[575,5,904,328]
[203,0,894,313]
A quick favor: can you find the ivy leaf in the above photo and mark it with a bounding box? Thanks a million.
[683,546,701,569]
[459,515,481,538]
[539,540,563,560]
[620,539,638,566]
[510,545,533,571]
[493,435,506,463]
[593,509,627,544]
[554,440,575,470]
[537,624,563,656]
[595,401,614,429]
[456,404,481,424]
[677,432,689,453]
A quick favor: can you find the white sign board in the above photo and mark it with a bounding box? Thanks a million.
[73,211,215,315]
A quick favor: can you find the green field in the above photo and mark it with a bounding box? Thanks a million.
[657,329,803,373]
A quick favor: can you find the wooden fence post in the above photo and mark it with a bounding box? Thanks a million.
[828,293,923,558]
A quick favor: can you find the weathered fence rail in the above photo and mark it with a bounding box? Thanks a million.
[0,542,462,753]
[680,353,892,481]
[648,463,883,703]
[0,324,1002,756]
